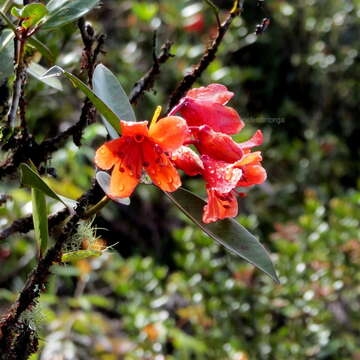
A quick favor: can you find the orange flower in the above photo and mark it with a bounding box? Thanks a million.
[95,117,187,198]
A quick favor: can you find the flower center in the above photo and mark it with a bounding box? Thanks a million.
[134,134,145,143]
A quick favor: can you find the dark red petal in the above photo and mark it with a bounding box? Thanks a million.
[196,125,243,163]
[171,146,204,176]
[203,188,238,223]
[178,98,244,135]
[186,84,234,104]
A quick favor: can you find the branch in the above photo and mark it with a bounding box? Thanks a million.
[0,182,103,354]
[0,23,105,180]
[0,208,69,243]
[166,0,242,112]
[129,37,174,104]
[7,39,24,127]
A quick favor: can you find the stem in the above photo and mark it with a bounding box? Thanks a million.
[204,0,221,28]
[83,196,110,218]
[8,35,26,127]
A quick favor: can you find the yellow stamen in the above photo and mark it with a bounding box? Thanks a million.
[230,0,239,14]
[150,105,162,129]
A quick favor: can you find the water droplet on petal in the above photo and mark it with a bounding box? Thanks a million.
[119,184,125,191]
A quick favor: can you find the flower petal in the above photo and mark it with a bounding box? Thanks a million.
[202,155,242,193]
[239,130,263,149]
[237,165,267,187]
[179,98,244,135]
[148,116,188,152]
[108,140,143,198]
[171,146,204,176]
[120,120,149,137]
[196,125,243,163]
[203,188,238,223]
[234,151,262,167]
[186,84,234,104]
[109,162,140,198]
[142,140,181,192]
[95,138,125,170]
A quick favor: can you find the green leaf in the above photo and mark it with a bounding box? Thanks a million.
[20,163,75,209]
[0,8,16,30]
[27,62,63,91]
[44,0,100,29]
[42,65,122,135]
[46,0,69,12]
[0,29,14,83]
[27,36,54,63]
[32,187,48,257]
[0,8,54,62]
[165,188,279,282]
[93,64,136,139]
[11,3,48,29]
[61,249,102,262]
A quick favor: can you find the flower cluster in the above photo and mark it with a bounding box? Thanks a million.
[95,84,266,223]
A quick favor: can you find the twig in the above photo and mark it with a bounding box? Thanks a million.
[7,33,26,127]
[204,0,221,28]
[0,22,105,179]
[0,215,80,355]
[166,0,242,112]
[73,19,105,145]
[129,36,174,104]
[0,182,103,355]
[0,208,69,243]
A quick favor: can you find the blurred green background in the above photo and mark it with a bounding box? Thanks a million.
[0,0,359,359]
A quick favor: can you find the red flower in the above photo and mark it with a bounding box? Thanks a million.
[234,151,267,187]
[95,117,187,198]
[171,146,266,223]
[171,146,204,176]
[195,125,263,163]
[201,155,242,223]
[169,84,244,135]
[204,188,238,224]
[201,153,267,223]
